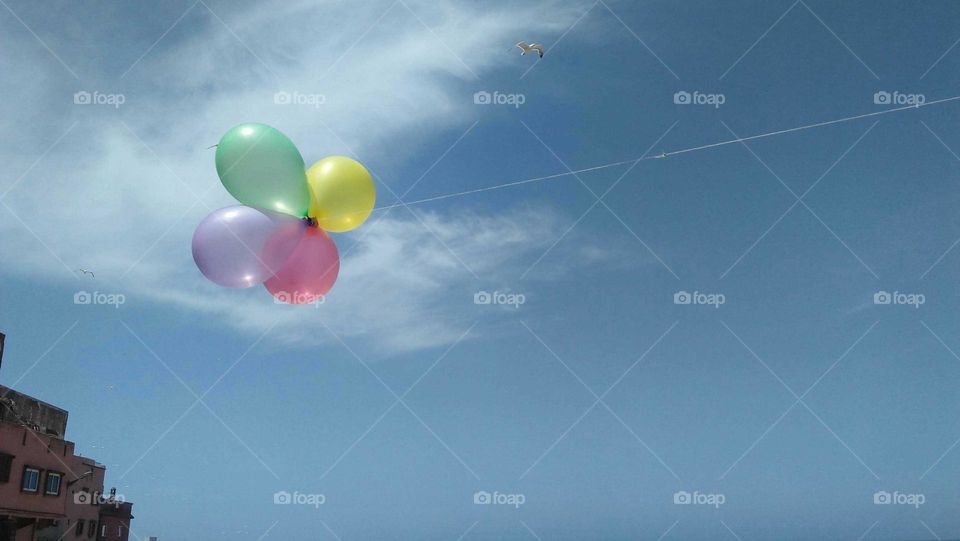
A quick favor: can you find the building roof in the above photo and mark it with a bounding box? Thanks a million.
[0,384,69,437]
[99,500,134,518]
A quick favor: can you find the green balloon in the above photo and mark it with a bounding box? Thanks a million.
[215,123,310,217]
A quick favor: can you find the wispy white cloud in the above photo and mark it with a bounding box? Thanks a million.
[0,0,613,354]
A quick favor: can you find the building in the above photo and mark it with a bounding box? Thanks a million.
[96,499,133,541]
[0,333,135,541]
[0,384,72,541]
[58,456,106,541]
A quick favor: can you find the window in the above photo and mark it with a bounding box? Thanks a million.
[44,471,61,495]
[75,519,84,536]
[87,520,95,538]
[21,466,39,492]
[0,453,13,482]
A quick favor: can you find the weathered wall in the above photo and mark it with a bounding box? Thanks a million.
[0,386,68,438]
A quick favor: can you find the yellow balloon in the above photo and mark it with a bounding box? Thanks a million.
[306,156,376,232]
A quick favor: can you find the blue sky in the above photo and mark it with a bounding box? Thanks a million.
[2,0,960,539]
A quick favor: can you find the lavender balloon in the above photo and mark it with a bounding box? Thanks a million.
[192,205,306,288]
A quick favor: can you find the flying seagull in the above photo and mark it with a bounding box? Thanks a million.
[77,269,95,278]
[516,41,545,58]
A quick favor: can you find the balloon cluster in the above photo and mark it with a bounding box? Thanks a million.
[191,123,375,304]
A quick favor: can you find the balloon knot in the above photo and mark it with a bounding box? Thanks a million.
[304,217,318,227]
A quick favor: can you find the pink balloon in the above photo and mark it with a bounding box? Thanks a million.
[265,227,340,304]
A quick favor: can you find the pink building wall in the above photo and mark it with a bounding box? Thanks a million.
[0,422,73,520]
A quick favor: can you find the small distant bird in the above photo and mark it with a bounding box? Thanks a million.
[77,269,95,278]
[516,41,545,58]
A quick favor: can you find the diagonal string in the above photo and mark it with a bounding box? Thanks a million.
[374,95,960,211]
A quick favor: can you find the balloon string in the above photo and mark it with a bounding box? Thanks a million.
[374,94,960,211]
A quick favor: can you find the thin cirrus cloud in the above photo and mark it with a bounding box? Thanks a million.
[148,207,571,354]
[0,0,608,354]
